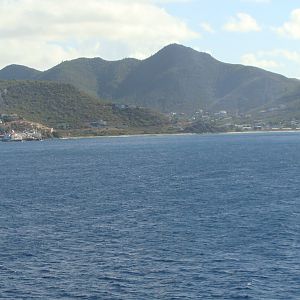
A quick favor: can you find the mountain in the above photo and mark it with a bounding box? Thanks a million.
[38,57,140,99]
[0,64,41,80]
[111,44,300,115]
[0,80,167,132]
[1,44,300,116]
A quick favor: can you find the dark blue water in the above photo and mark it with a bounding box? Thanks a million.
[0,133,300,299]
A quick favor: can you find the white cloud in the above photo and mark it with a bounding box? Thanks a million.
[241,53,280,69]
[223,13,261,32]
[241,0,271,3]
[276,9,300,39]
[241,49,300,69]
[277,50,300,64]
[151,0,192,3]
[241,49,300,78]
[257,49,300,64]
[200,22,215,33]
[0,0,199,70]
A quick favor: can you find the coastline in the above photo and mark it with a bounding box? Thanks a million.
[3,130,300,143]
[59,132,197,140]
[58,130,300,140]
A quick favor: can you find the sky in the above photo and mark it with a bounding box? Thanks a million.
[0,0,299,78]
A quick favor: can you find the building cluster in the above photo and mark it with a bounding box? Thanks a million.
[1,129,42,142]
[167,109,300,132]
[0,113,48,141]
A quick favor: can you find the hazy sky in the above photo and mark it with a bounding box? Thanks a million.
[1,0,299,78]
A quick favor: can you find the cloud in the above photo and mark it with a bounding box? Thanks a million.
[0,0,199,70]
[258,49,300,64]
[241,49,300,78]
[200,22,215,33]
[276,50,300,64]
[241,53,280,69]
[276,9,300,39]
[241,0,271,3]
[223,13,261,32]
[150,0,192,3]
[241,49,300,69]
[242,48,300,72]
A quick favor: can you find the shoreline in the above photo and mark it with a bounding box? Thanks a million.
[58,130,300,140]
[2,130,300,143]
[58,132,197,140]
[3,129,300,143]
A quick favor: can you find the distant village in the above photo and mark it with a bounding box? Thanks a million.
[0,114,51,142]
[1,104,300,142]
[167,107,300,132]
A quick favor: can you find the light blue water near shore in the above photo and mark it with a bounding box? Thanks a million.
[0,133,300,299]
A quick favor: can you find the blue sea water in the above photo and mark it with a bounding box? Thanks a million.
[0,133,300,299]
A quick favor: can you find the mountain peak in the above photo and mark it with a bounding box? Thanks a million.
[157,43,212,58]
[0,64,40,80]
[1,64,39,72]
[0,44,299,118]
[140,43,215,71]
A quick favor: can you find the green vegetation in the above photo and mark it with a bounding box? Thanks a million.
[0,64,41,80]
[183,120,224,134]
[0,80,168,134]
[1,44,300,118]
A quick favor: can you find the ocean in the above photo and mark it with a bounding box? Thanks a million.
[0,133,300,299]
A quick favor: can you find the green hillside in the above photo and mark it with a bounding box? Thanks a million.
[114,45,299,114]
[38,57,140,99]
[0,64,41,80]
[1,44,300,117]
[250,86,300,121]
[0,81,167,131]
